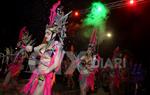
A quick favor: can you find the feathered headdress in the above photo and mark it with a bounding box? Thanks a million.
[88,29,97,52]
[17,26,35,48]
[18,26,28,41]
[48,0,72,44]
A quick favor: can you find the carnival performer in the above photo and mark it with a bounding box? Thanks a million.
[0,47,12,73]
[4,48,11,72]
[77,29,100,95]
[22,1,71,94]
[2,26,31,90]
[109,46,122,95]
[64,44,76,89]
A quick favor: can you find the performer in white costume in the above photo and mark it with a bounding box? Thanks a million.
[77,30,100,95]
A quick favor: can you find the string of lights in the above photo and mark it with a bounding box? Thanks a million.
[72,0,149,16]
[107,0,147,9]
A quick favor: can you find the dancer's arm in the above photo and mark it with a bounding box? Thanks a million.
[46,42,63,73]
[25,44,45,53]
[76,56,85,72]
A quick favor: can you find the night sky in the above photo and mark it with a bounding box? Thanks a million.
[0,0,150,65]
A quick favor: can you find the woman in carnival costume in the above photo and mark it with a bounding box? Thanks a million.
[22,1,71,94]
[109,46,122,95]
[2,26,31,90]
[77,29,100,95]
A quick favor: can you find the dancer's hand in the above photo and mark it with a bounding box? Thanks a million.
[25,46,33,52]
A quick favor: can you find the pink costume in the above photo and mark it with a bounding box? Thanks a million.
[2,26,32,90]
[23,70,55,95]
[9,26,32,77]
[49,0,61,26]
[22,41,64,95]
[8,26,30,77]
[8,56,24,77]
[113,66,120,88]
[22,0,71,94]
[77,29,100,95]
[79,72,95,91]
[111,47,121,88]
[78,54,100,92]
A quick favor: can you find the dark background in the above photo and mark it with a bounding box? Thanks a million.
[0,0,149,62]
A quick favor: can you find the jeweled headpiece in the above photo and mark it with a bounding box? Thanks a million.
[88,29,97,52]
[47,0,72,44]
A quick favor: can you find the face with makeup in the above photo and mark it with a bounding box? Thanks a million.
[45,29,52,42]
[45,27,56,42]
[87,47,92,56]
